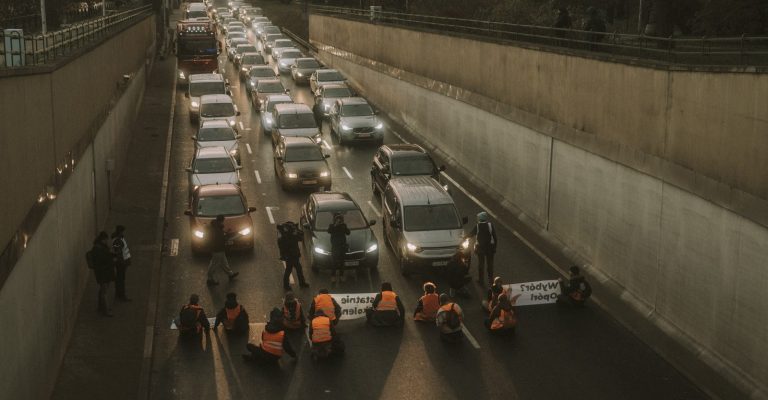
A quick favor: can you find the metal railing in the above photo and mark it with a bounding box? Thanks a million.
[0,5,154,68]
[310,5,768,67]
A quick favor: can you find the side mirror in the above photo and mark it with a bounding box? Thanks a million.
[438,165,446,172]
[226,89,232,96]
[368,219,376,226]
[236,134,243,139]
[184,210,192,216]
[185,92,190,98]
[461,216,469,225]
[285,89,291,93]
[248,206,257,213]
[235,166,243,170]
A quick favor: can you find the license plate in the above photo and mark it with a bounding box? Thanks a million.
[302,179,317,185]
[432,260,448,267]
[356,133,371,138]
[344,260,360,267]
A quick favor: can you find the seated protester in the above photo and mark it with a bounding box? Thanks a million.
[436,293,464,343]
[485,293,521,334]
[309,309,345,360]
[244,308,296,364]
[308,288,342,325]
[557,266,592,307]
[413,282,440,322]
[177,294,210,335]
[445,251,472,298]
[482,276,506,312]
[366,282,406,327]
[282,292,305,330]
[214,292,250,334]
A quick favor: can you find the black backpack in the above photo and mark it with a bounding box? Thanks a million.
[445,304,461,329]
[179,306,200,330]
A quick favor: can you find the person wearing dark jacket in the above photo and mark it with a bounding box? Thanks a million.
[214,292,250,333]
[177,294,210,335]
[244,308,296,364]
[482,277,507,312]
[277,221,309,290]
[366,282,406,327]
[445,250,472,298]
[327,214,350,282]
[558,266,592,307]
[308,288,342,324]
[282,292,306,330]
[206,215,239,286]
[111,225,131,301]
[91,231,116,317]
[468,211,498,286]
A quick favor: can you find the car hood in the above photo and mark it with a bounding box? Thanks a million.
[402,229,464,248]
[191,214,252,231]
[275,127,320,138]
[197,140,237,152]
[191,172,239,186]
[294,67,317,75]
[340,115,377,128]
[284,160,328,173]
[312,228,375,253]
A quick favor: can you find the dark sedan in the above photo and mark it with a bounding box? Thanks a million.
[371,143,445,196]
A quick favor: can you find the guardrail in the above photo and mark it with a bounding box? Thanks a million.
[0,5,153,68]
[310,5,768,67]
[281,27,316,52]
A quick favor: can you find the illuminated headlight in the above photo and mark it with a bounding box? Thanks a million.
[406,242,422,253]
[239,227,252,236]
[193,230,205,239]
[228,120,236,126]
[323,103,330,110]
[320,171,329,177]
[341,124,352,131]
[191,101,199,108]
[296,72,303,77]
[375,122,384,129]
[366,243,378,253]
[193,185,200,191]
[461,238,470,250]
[313,135,322,144]
[287,172,298,179]
[229,148,238,156]
[241,67,247,71]
[179,71,185,79]
[280,61,289,66]
[264,116,273,126]
[314,246,332,255]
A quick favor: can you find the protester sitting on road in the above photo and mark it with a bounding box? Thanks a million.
[213,292,250,334]
[243,308,296,364]
[445,250,472,298]
[413,282,440,322]
[310,309,345,360]
[177,294,210,335]
[485,292,521,334]
[482,276,507,312]
[436,293,464,343]
[281,292,305,330]
[557,266,592,307]
[366,282,406,327]
[308,288,342,325]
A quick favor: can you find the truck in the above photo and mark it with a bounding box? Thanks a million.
[176,19,220,86]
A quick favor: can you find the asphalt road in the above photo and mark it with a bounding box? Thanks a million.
[147,10,706,400]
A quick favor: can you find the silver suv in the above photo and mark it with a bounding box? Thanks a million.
[329,97,384,145]
[186,74,228,121]
[270,103,322,146]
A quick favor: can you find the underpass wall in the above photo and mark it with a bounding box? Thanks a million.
[310,15,768,399]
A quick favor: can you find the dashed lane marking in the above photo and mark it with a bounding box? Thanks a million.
[265,206,276,224]
[169,238,179,256]
[246,143,252,154]
[254,170,262,184]
[322,140,332,150]
[238,121,244,130]
[461,325,481,349]
[342,166,353,180]
[367,200,382,217]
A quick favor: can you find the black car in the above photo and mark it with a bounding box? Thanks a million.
[300,192,379,272]
[274,136,331,191]
[371,144,445,196]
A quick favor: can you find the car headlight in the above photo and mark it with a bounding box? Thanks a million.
[179,71,186,79]
[375,122,384,129]
[241,67,247,71]
[314,246,331,255]
[229,148,238,156]
[341,124,352,131]
[193,230,205,239]
[296,72,303,77]
[323,103,330,110]
[191,101,199,108]
[406,242,422,253]
[239,227,252,236]
[229,120,236,126]
[193,185,200,191]
[280,61,288,66]
[443,184,449,191]
[314,135,322,144]
[461,238,470,250]
[287,172,298,179]
[264,116,272,125]
[366,243,378,253]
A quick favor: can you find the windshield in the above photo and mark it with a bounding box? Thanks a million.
[278,113,317,129]
[324,87,352,98]
[266,35,285,43]
[341,104,374,116]
[284,145,324,162]
[315,210,367,230]
[200,103,235,117]
[189,81,225,97]
[187,10,207,18]
[393,155,435,176]
[403,204,460,231]
[197,195,245,217]
[266,100,292,112]
[193,157,235,173]
[236,45,257,54]
[198,127,235,141]
[281,51,302,59]
[241,54,264,65]
[178,38,217,56]
[319,71,344,81]
[297,59,320,68]
[274,40,293,48]
[249,68,273,78]
[264,27,281,34]
[258,82,285,93]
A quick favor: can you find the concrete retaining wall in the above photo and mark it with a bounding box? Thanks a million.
[309,15,768,399]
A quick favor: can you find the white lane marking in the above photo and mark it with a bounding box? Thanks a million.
[367,200,382,217]
[238,121,244,130]
[246,143,252,154]
[265,206,276,224]
[281,261,296,285]
[254,170,262,184]
[322,140,332,150]
[342,166,353,180]
[461,325,481,349]
[169,238,179,256]
[243,127,252,131]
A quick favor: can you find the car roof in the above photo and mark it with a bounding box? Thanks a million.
[339,97,368,105]
[274,103,311,114]
[196,146,231,158]
[384,143,427,155]
[388,176,452,206]
[257,78,283,87]
[296,57,319,63]
[197,183,242,197]
[199,119,233,129]
[283,136,316,146]
[266,33,284,38]
[311,192,358,211]
[317,69,340,75]
[236,43,257,48]
[189,73,224,82]
[280,48,302,55]
[200,94,233,103]
[321,83,350,91]
[265,94,292,103]
[241,52,262,57]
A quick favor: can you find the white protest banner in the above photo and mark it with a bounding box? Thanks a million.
[331,293,377,320]
[503,280,560,306]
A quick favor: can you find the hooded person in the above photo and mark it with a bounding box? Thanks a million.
[214,292,250,333]
[244,308,296,364]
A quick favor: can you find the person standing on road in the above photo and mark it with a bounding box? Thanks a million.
[89,231,116,317]
[277,221,309,291]
[468,211,498,287]
[366,282,406,327]
[327,214,350,282]
[243,308,296,364]
[413,282,440,322]
[207,215,239,286]
[213,292,250,334]
[111,225,132,302]
[308,288,342,325]
[436,293,464,343]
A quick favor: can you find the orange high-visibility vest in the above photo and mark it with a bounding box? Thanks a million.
[311,316,332,343]
[376,291,398,313]
[314,294,336,321]
[261,330,285,357]
[223,304,241,330]
[283,302,303,329]
[491,309,516,330]
[414,293,439,321]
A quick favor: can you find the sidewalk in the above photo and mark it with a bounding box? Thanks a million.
[50,50,175,399]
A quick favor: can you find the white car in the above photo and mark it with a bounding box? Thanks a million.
[275,48,304,74]
[186,74,228,121]
[199,94,240,129]
[270,39,295,59]
[260,94,294,134]
[310,69,348,94]
[186,146,242,195]
[194,119,242,164]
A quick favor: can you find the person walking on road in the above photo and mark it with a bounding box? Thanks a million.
[88,231,116,317]
[277,221,309,291]
[468,211,498,287]
[327,213,350,282]
[243,308,296,364]
[413,282,440,322]
[436,293,464,343]
[111,225,132,302]
[213,292,250,334]
[207,215,239,286]
[366,282,406,327]
[177,294,210,335]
